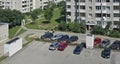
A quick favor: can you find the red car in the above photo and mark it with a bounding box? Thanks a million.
[94,37,101,45]
[58,42,68,51]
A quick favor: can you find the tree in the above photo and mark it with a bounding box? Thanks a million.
[108,30,120,38]
[57,1,66,8]
[58,21,67,31]
[44,9,53,21]
[60,6,66,16]
[31,9,41,21]
[68,22,76,31]
[45,1,56,10]
[0,9,24,28]
[91,26,106,35]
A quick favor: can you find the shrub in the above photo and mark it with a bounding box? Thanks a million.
[108,30,120,38]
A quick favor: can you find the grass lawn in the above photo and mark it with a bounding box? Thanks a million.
[16,28,26,36]
[9,26,26,39]
[25,8,61,30]
[9,26,20,38]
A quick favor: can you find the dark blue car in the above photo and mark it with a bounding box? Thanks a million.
[57,35,69,42]
[101,48,111,59]
[73,43,84,54]
[99,39,110,48]
[41,32,53,39]
[69,36,78,43]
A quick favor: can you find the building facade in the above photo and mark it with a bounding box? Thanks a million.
[0,23,8,42]
[66,0,120,29]
[1,0,33,13]
[1,0,64,13]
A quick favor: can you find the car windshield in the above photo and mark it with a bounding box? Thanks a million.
[102,41,106,44]
[50,45,54,47]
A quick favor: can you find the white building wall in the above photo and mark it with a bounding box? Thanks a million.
[86,34,94,49]
[0,23,9,42]
[4,38,22,57]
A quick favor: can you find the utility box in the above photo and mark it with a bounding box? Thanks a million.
[4,37,22,57]
[86,34,94,49]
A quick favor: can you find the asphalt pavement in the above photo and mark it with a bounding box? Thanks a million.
[2,41,113,64]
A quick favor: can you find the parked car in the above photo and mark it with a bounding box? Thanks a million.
[69,36,78,43]
[41,32,53,39]
[49,42,59,50]
[73,43,84,54]
[94,37,102,46]
[57,42,68,51]
[110,40,120,50]
[99,39,110,48]
[57,35,69,42]
[51,34,63,41]
[101,48,111,59]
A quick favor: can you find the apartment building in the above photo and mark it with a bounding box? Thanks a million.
[2,0,33,13]
[1,0,64,13]
[0,23,8,42]
[66,0,120,29]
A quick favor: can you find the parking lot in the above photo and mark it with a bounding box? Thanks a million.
[3,40,120,64]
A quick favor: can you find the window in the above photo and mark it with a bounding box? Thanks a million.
[89,0,92,2]
[67,5,71,8]
[96,0,101,2]
[96,13,101,17]
[66,0,71,2]
[113,6,119,10]
[114,13,120,17]
[80,6,85,9]
[75,5,79,9]
[96,6,101,10]
[106,6,110,10]
[89,6,92,10]
[106,0,110,2]
[113,0,120,2]
[114,21,119,25]
[80,0,85,2]
[88,14,92,18]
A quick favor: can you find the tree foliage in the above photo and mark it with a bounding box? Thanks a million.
[44,9,53,20]
[0,9,24,28]
[58,21,68,31]
[58,22,86,33]
[108,30,120,38]
[57,1,66,8]
[91,26,106,35]
[31,9,41,21]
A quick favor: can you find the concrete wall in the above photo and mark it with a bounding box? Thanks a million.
[4,38,22,57]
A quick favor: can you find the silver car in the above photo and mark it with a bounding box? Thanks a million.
[51,34,63,40]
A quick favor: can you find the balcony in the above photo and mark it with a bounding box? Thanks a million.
[80,9,85,12]
[113,10,119,13]
[79,3,85,5]
[66,2,71,5]
[81,17,85,20]
[113,17,120,21]
[66,8,71,12]
[86,21,97,25]
[113,2,119,5]
[95,17,101,21]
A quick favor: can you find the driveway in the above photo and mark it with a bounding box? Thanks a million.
[3,41,120,64]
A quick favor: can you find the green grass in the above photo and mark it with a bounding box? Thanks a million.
[0,56,6,63]
[9,26,26,39]
[9,26,20,38]
[16,28,26,36]
[25,8,61,30]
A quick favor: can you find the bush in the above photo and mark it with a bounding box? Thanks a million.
[108,30,120,38]
[91,26,106,35]
[58,21,68,31]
